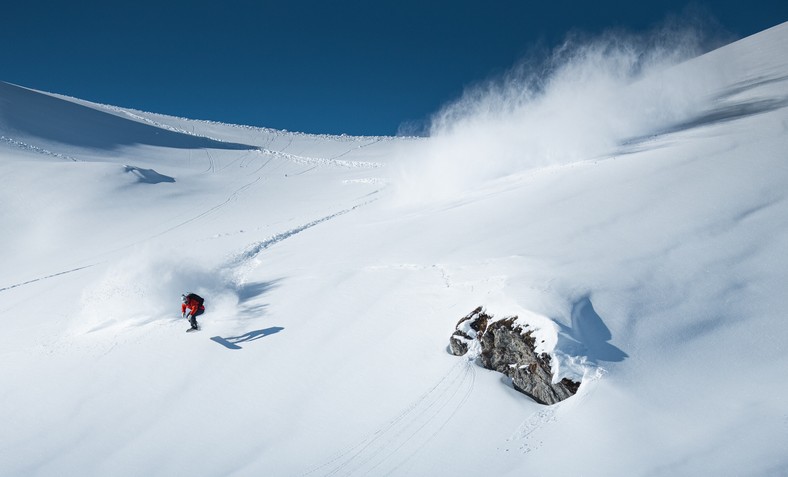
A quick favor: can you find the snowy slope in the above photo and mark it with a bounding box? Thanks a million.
[2,22,788,477]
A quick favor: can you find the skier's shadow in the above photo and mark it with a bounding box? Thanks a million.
[211,327,284,350]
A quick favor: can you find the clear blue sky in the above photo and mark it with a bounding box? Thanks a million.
[1,0,786,136]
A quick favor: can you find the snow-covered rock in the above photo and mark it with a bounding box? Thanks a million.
[450,307,580,404]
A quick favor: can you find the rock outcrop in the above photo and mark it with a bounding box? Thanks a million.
[449,307,580,405]
[449,306,490,356]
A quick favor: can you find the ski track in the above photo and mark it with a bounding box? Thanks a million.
[0,147,268,293]
[300,359,476,477]
[216,150,256,172]
[63,161,272,264]
[500,371,596,454]
[327,137,384,160]
[0,135,79,162]
[502,406,560,454]
[131,154,277,246]
[99,177,261,254]
[0,264,96,293]
[203,149,216,173]
[235,199,377,265]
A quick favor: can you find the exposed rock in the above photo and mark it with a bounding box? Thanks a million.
[448,306,491,356]
[449,307,580,405]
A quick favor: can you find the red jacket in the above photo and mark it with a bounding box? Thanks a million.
[182,297,205,316]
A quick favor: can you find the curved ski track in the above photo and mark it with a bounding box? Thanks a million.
[300,359,476,477]
[235,199,376,265]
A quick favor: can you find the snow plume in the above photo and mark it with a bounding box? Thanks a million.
[395,24,721,204]
[77,247,244,333]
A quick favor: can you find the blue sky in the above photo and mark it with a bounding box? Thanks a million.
[1,0,786,136]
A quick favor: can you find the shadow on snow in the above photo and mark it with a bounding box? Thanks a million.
[210,279,284,349]
[211,327,284,350]
[559,296,628,363]
[0,81,256,151]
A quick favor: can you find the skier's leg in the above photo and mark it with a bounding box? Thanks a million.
[192,308,204,329]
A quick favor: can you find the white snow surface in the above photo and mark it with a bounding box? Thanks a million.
[2,22,788,476]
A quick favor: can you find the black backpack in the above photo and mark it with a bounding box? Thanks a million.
[186,293,204,306]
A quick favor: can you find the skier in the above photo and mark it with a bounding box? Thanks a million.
[181,293,205,331]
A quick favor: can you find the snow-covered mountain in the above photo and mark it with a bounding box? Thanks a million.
[1,22,787,477]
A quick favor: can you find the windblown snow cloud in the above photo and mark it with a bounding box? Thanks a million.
[77,248,248,333]
[395,24,726,203]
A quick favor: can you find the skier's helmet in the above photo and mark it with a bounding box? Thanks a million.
[182,294,189,304]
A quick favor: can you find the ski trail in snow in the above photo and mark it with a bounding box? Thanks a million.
[12,155,273,271]
[300,359,476,477]
[500,370,598,454]
[327,137,384,160]
[502,406,559,454]
[123,154,278,248]
[66,163,272,262]
[0,135,80,161]
[378,362,476,477]
[203,149,216,173]
[114,176,264,249]
[0,264,96,293]
[235,199,376,264]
